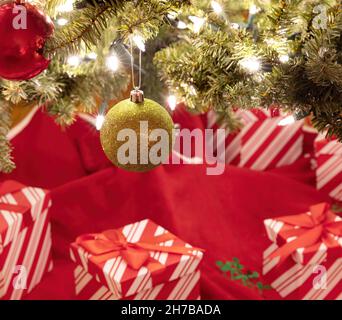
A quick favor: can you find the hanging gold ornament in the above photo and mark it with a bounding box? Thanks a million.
[100,90,175,172]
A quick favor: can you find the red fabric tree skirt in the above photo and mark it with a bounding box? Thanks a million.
[25,160,330,300]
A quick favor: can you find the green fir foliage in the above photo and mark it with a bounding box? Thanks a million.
[0,0,341,172]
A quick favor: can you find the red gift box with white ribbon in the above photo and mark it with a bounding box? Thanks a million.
[70,219,204,300]
[0,180,53,300]
[314,136,342,202]
[263,203,342,300]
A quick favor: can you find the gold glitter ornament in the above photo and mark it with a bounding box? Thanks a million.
[100,90,175,172]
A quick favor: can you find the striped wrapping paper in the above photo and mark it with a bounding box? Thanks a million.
[239,118,304,171]
[73,265,201,300]
[315,137,342,202]
[70,219,203,300]
[263,243,342,300]
[0,181,53,300]
[207,108,281,165]
[262,207,342,300]
[207,108,305,170]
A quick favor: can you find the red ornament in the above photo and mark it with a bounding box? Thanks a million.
[0,2,54,81]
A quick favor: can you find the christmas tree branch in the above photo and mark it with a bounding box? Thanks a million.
[154,0,342,139]
[154,23,261,131]
[45,0,190,57]
[0,103,14,173]
[260,1,342,139]
[45,3,123,56]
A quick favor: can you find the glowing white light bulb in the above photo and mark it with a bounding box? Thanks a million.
[167,95,177,111]
[177,21,187,29]
[249,4,259,15]
[239,56,261,73]
[106,55,119,71]
[57,18,68,26]
[279,54,290,63]
[132,35,146,52]
[87,52,97,60]
[265,38,278,47]
[67,55,81,67]
[167,12,178,20]
[278,115,295,126]
[189,16,205,33]
[211,1,223,14]
[56,0,74,13]
[96,115,105,130]
[189,85,197,96]
[231,23,240,29]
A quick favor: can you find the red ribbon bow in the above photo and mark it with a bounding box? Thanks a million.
[268,203,342,263]
[0,181,30,250]
[0,180,24,196]
[0,181,32,216]
[76,229,203,271]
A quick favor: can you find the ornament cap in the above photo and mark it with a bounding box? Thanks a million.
[130,89,144,103]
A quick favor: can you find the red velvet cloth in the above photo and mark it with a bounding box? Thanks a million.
[0,109,111,188]
[25,162,330,300]
[2,105,330,300]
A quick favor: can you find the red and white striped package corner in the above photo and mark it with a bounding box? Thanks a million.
[239,118,304,171]
[0,180,53,300]
[70,219,204,300]
[314,136,342,202]
[206,108,290,167]
[262,203,342,300]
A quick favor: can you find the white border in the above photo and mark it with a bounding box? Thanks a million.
[7,105,40,141]
[78,113,96,127]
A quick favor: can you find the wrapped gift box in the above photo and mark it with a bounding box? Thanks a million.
[239,117,304,171]
[207,108,304,170]
[0,181,53,300]
[314,136,342,202]
[263,203,342,300]
[70,219,203,300]
[207,108,281,165]
[73,265,201,300]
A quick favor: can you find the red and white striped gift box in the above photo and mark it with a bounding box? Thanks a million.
[206,108,303,169]
[73,265,201,300]
[314,136,342,202]
[0,180,53,300]
[263,243,342,300]
[239,117,304,171]
[262,203,342,300]
[70,219,203,300]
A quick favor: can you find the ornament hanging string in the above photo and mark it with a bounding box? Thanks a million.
[129,37,142,90]
[100,36,174,172]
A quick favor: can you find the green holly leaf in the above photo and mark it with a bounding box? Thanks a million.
[232,257,244,270]
[221,263,234,272]
[216,261,223,266]
[250,271,259,279]
[217,257,270,295]
[256,282,272,291]
[233,274,246,280]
